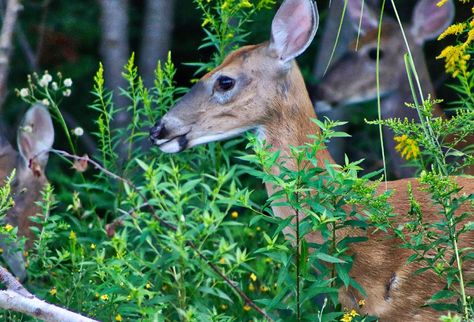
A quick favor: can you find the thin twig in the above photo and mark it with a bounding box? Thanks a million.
[47,149,274,321]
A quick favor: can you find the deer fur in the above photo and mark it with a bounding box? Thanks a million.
[0,103,54,280]
[316,0,473,178]
[149,0,473,320]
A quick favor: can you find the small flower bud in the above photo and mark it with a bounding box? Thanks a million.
[41,98,50,106]
[73,127,84,136]
[64,78,73,87]
[19,88,29,97]
[63,89,71,97]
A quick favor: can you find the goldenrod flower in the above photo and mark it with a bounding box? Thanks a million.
[243,304,251,311]
[115,314,122,322]
[340,309,359,322]
[358,299,366,307]
[231,211,238,219]
[219,257,226,264]
[248,283,255,292]
[4,224,13,232]
[438,23,465,40]
[146,283,152,289]
[100,294,109,301]
[240,0,252,8]
[260,285,269,292]
[49,287,57,296]
[90,243,96,250]
[437,0,448,6]
[250,272,257,282]
[394,135,420,160]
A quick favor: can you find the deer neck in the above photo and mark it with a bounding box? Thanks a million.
[260,61,335,170]
[259,61,334,225]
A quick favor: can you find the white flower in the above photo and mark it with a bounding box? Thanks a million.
[39,73,53,87]
[62,89,71,97]
[19,88,29,97]
[73,127,84,136]
[41,99,50,106]
[64,78,73,87]
[52,82,58,91]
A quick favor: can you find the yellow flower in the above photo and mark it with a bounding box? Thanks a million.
[250,273,257,282]
[90,243,96,250]
[201,17,212,28]
[340,309,360,321]
[100,294,109,301]
[69,231,76,240]
[231,211,238,219]
[256,226,261,232]
[260,285,269,292]
[248,283,255,292]
[243,304,251,311]
[438,23,465,40]
[394,135,420,160]
[437,0,448,7]
[219,257,226,264]
[146,283,152,289]
[4,224,13,232]
[115,314,122,322]
[0,248,3,254]
[358,299,366,307]
[49,287,57,296]
[240,0,252,8]
[221,304,228,310]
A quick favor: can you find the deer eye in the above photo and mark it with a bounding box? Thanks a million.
[368,48,384,60]
[215,76,235,92]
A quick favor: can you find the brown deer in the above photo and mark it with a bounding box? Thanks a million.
[149,0,473,320]
[316,0,473,178]
[0,103,54,281]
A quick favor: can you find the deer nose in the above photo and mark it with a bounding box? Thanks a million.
[149,120,167,141]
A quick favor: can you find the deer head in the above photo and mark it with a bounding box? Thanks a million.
[316,0,454,110]
[0,103,54,280]
[150,0,324,159]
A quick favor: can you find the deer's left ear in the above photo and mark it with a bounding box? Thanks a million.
[269,0,319,64]
[410,0,454,44]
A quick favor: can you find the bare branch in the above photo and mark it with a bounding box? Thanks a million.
[0,265,97,322]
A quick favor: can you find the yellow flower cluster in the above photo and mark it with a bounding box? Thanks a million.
[436,3,474,77]
[394,135,421,160]
[340,309,359,322]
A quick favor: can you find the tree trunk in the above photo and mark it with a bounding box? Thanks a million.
[139,0,176,88]
[98,0,130,156]
[0,0,22,110]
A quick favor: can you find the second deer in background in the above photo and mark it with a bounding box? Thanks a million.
[315,0,473,178]
[0,103,54,281]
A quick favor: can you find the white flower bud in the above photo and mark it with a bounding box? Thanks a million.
[63,89,71,97]
[73,127,84,136]
[41,99,50,106]
[52,82,58,91]
[64,78,73,87]
[19,88,29,97]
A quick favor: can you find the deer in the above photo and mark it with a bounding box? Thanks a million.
[149,0,473,320]
[316,0,474,178]
[0,103,54,281]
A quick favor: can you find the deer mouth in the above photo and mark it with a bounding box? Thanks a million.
[151,133,189,153]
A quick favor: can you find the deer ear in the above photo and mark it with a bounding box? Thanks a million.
[17,103,54,172]
[269,0,319,64]
[347,0,379,34]
[410,0,454,44]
